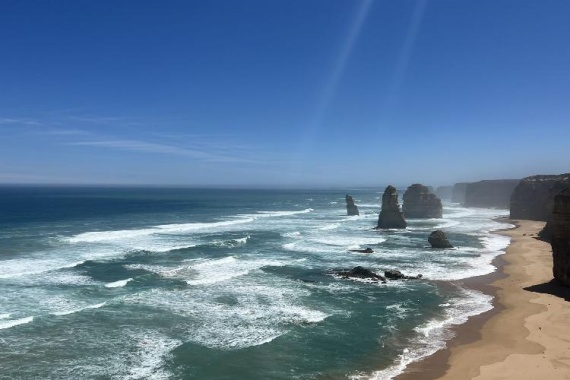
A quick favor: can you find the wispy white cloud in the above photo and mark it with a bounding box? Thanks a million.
[67,138,262,163]
[0,117,43,126]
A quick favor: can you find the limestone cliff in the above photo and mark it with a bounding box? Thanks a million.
[402,184,443,218]
[451,183,469,205]
[551,188,570,286]
[345,194,359,216]
[463,179,519,208]
[435,186,453,200]
[510,174,570,221]
[377,185,407,229]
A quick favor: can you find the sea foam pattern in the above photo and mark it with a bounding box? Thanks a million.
[0,188,512,379]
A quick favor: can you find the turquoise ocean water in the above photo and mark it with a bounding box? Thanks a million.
[0,187,511,379]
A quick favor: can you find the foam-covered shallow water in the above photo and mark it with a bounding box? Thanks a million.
[0,187,511,379]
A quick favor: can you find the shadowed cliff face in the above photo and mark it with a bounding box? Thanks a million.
[435,186,453,200]
[451,183,469,205]
[463,179,519,209]
[402,184,442,219]
[510,174,570,221]
[377,185,407,229]
[551,188,570,286]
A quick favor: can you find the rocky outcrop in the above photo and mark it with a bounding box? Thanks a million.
[510,174,570,221]
[551,188,570,286]
[384,269,423,280]
[377,186,407,229]
[428,230,454,248]
[464,179,520,208]
[451,183,469,205]
[333,266,386,283]
[345,194,359,216]
[349,248,373,253]
[436,186,453,200]
[402,184,443,218]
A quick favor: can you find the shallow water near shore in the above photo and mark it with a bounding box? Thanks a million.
[0,187,511,379]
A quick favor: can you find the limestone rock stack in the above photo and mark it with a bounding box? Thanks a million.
[377,186,407,229]
[402,184,443,218]
[345,194,359,216]
[428,230,454,248]
[551,188,570,286]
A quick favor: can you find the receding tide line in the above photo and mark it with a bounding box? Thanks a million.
[0,316,33,330]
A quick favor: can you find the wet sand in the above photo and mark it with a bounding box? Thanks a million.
[396,220,570,380]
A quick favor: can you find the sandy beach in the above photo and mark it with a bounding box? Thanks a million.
[397,219,570,380]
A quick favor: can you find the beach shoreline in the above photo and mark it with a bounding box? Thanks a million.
[394,219,570,380]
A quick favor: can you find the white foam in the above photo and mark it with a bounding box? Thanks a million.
[0,316,33,330]
[105,278,133,288]
[319,223,341,231]
[253,208,314,217]
[282,231,301,238]
[52,302,106,316]
[121,331,182,380]
[0,313,10,319]
[357,288,493,380]
[186,256,285,285]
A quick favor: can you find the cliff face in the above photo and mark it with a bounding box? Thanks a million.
[551,188,570,286]
[451,183,469,205]
[345,194,359,216]
[435,186,453,200]
[463,179,519,208]
[510,174,570,221]
[377,186,407,229]
[402,184,443,218]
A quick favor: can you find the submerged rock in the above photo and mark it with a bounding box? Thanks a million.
[402,184,443,218]
[428,230,454,248]
[551,188,570,286]
[334,266,386,283]
[377,185,407,229]
[384,269,423,280]
[349,247,373,253]
[345,194,360,216]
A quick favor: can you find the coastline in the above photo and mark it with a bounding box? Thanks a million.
[395,219,570,379]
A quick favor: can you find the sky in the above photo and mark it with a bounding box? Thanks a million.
[1,0,569,188]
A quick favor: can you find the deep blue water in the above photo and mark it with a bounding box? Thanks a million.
[0,187,510,379]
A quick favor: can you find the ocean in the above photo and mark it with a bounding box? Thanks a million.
[0,186,511,379]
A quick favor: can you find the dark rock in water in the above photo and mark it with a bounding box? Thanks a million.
[436,186,453,200]
[384,269,423,280]
[345,194,360,216]
[349,247,373,253]
[464,179,520,209]
[510,174,570,241]
[428,230,454,248]
[451,182,469,205]
[403,184,443,219]
[333,266,386,283]
[551,188,570,286]
[377,185,407,229]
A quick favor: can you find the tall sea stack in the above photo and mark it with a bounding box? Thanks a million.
[377,186,407,229]
[551,188,570,286]
[402,184,443,218]
[345,194,359,216]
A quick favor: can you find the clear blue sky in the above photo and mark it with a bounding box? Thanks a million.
[1,0,569,187]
